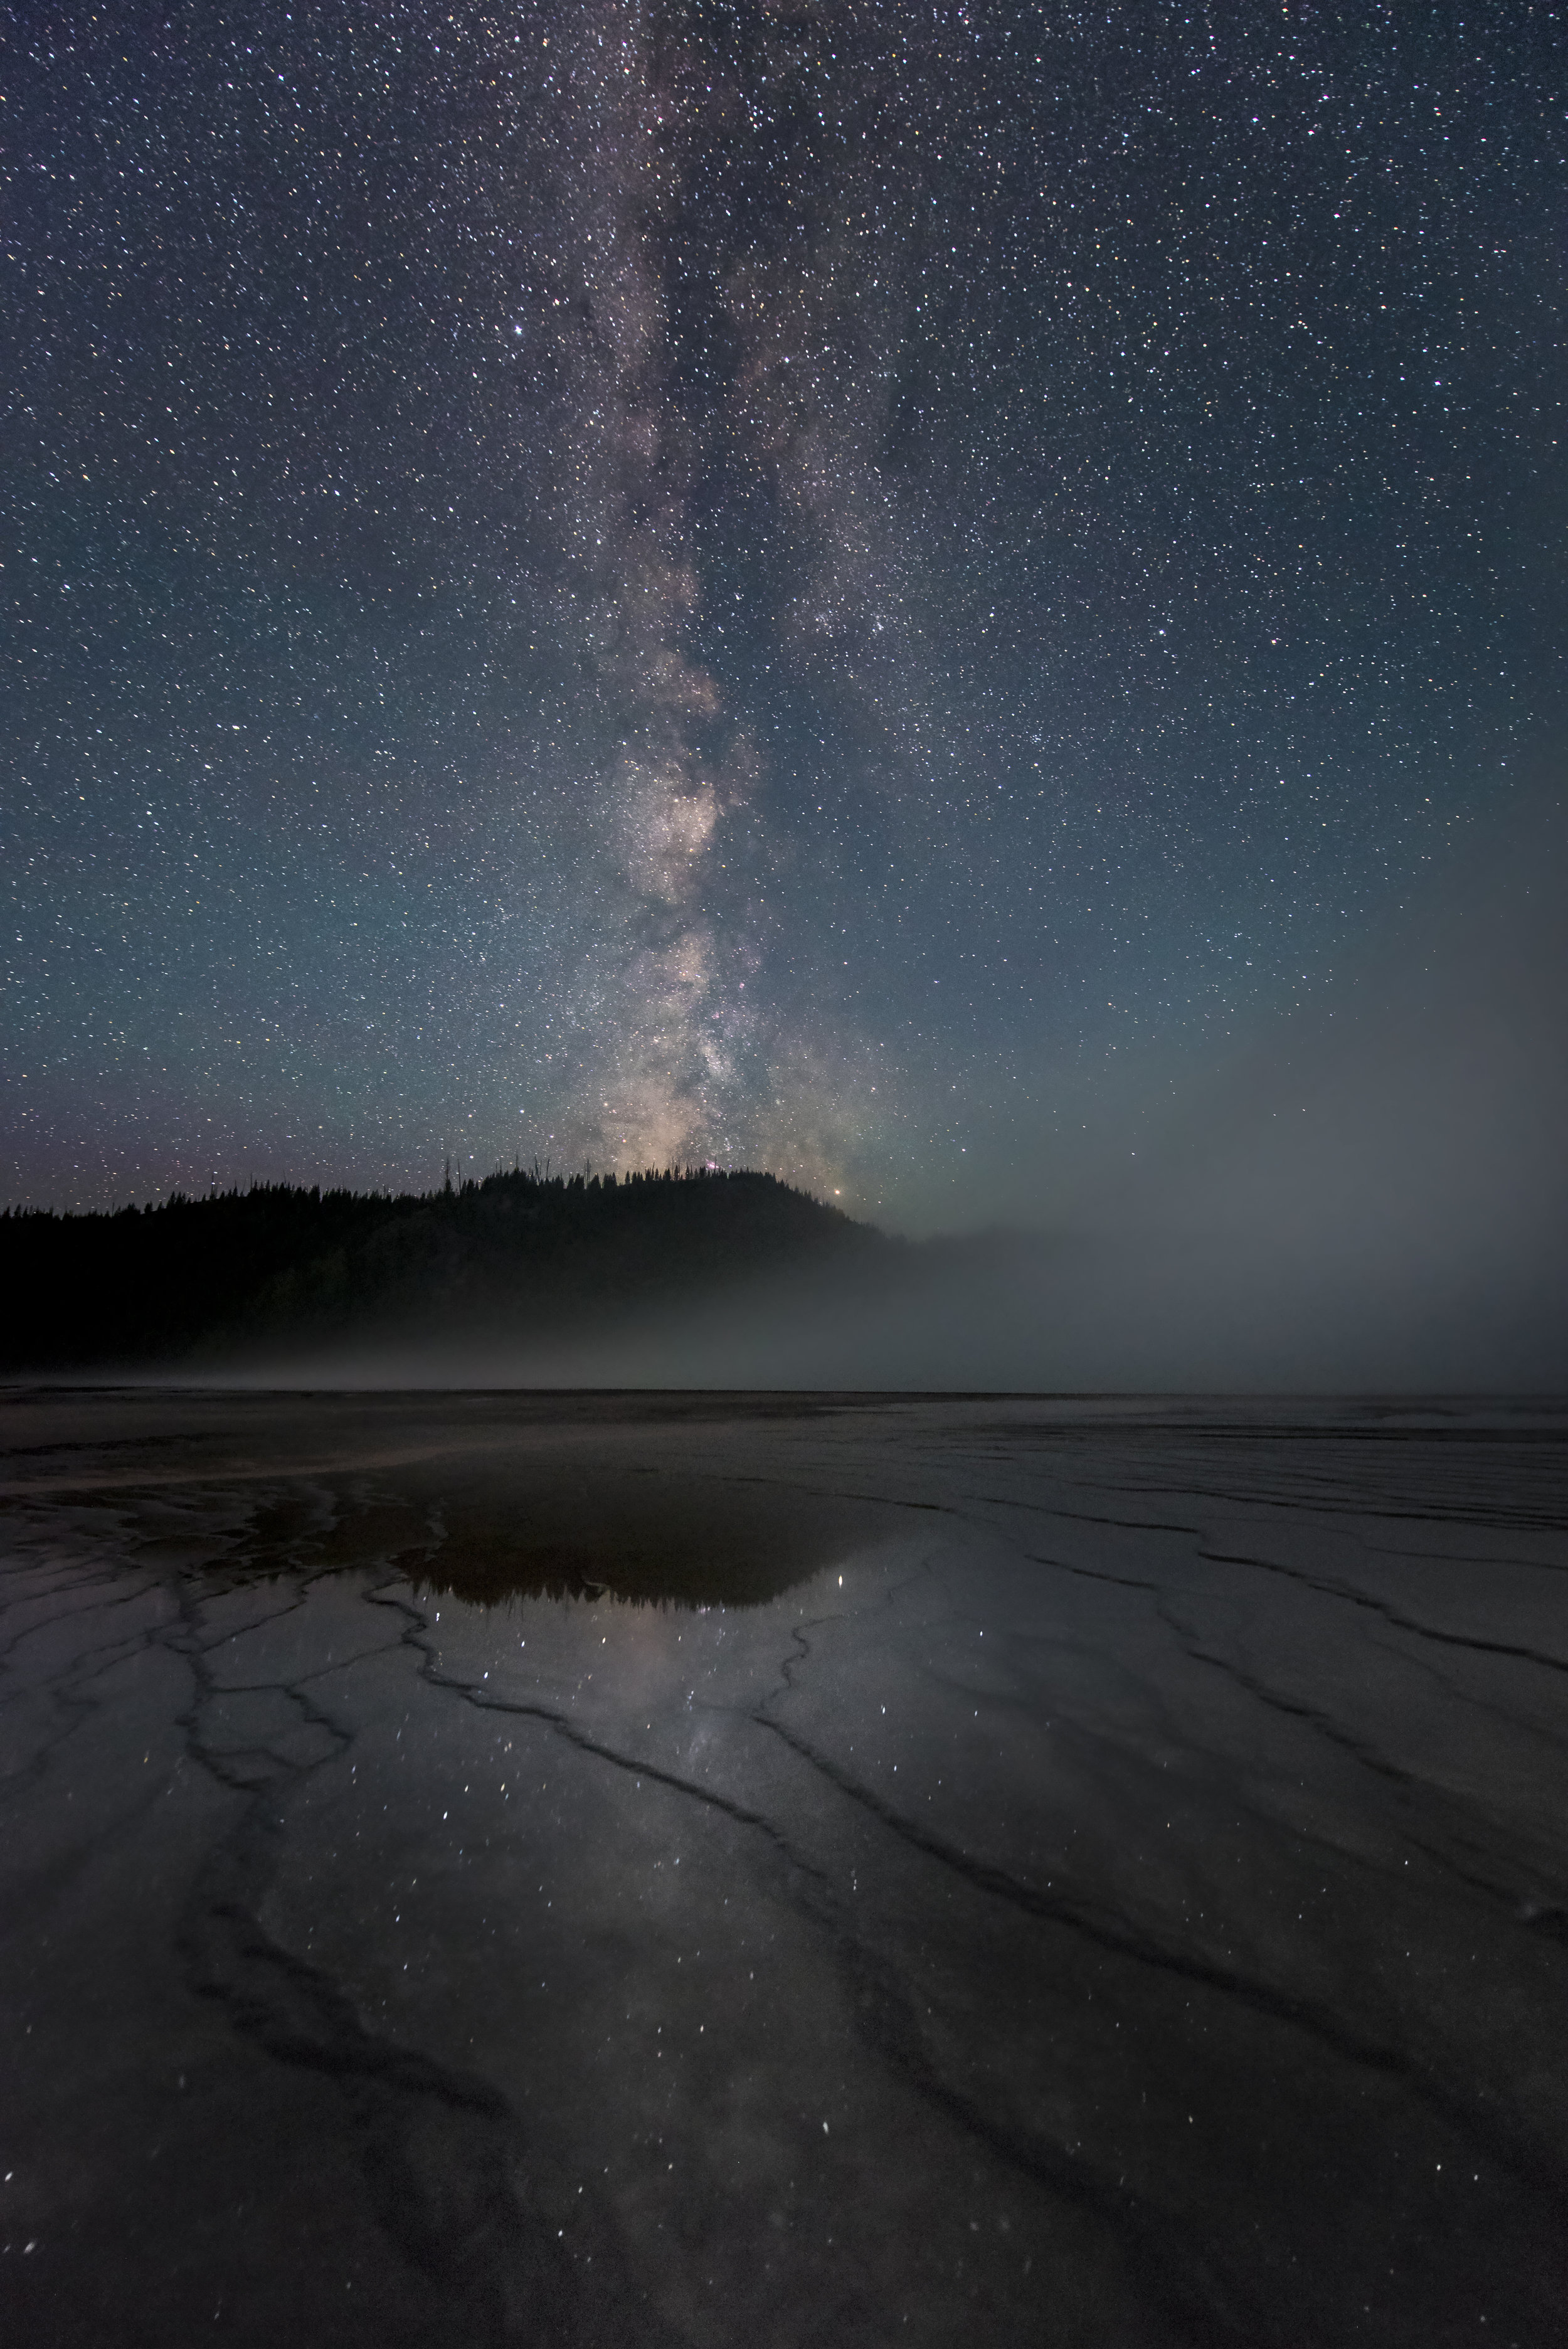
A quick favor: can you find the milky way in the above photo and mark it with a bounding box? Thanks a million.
[4,1,1562,1219]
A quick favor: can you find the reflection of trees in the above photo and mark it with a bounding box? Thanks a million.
[201,1471,855,1614]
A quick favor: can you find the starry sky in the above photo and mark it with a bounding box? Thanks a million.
[6,0,1564,1226]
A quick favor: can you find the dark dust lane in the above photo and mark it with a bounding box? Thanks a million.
[1,1389,1565,2348]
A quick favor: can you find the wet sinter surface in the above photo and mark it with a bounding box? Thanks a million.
[2,1387,1565,2348]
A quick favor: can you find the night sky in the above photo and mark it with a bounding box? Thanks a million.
[6,1,1564,1226]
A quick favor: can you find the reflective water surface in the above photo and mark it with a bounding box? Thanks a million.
[3,1389,1566,2346]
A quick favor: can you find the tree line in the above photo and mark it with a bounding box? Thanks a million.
[0,1165,872,1369]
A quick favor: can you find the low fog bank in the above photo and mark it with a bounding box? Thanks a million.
[988,783,1568,1391]
[223,794,1565,1394]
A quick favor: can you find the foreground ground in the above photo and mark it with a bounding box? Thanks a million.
[2,1387,1565,2346]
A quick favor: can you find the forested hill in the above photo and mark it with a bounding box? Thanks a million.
[0,1167,881,1371]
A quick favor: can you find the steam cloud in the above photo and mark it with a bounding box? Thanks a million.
[235,782,1564,1394]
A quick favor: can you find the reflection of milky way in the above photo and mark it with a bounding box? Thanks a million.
[4,2,1561,1212]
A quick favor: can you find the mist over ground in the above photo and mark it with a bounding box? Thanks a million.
[198,788,1560,1396]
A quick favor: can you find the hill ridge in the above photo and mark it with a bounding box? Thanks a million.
[1,1165,881,1372]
